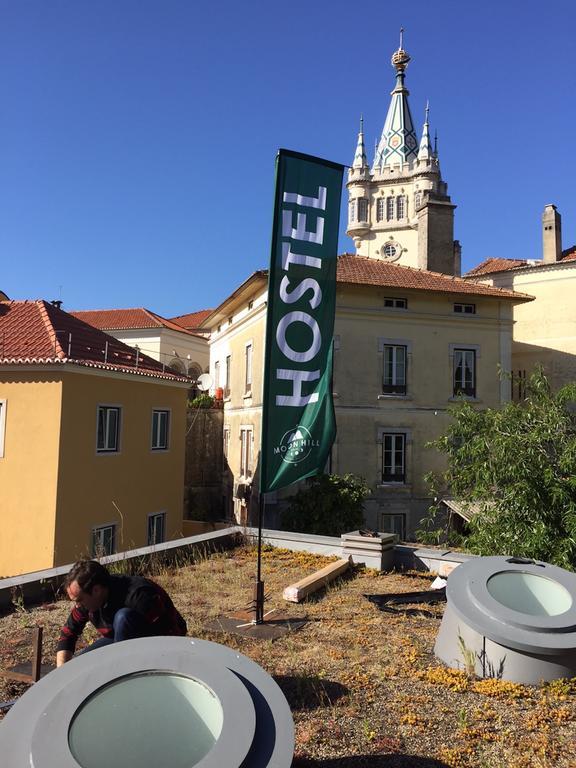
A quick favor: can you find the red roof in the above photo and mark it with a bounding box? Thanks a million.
[0,301,190,382]
[169,309,213,331]
[70,307,201,336]
[465,246,576,277]
[336,255,532,301]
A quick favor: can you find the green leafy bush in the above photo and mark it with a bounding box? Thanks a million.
[188,393,215,409]
[282,473,370,537]
[424,368,576,569]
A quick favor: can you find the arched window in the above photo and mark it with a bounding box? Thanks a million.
[376,197,385,222]
[357,198,368,222]
[348,199,356,223]
[168,359,185,374]
[386,197,395,221]
[396,195,406,219]
[188,362,202,379]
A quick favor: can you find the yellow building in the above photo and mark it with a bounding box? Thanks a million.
[203,257,532,537]
[465,204,576,394]
[0,300,190,577]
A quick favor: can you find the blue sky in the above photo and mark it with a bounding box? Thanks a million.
[1,1,575,317]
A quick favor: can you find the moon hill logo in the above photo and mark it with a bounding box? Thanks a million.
[274,425,320,465]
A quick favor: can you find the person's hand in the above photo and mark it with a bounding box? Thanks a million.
[56,650,72,668]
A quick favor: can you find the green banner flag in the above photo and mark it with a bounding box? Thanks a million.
[260,149,344,494]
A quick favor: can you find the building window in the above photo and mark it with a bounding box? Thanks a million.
[92,524,116,557]
[240,427,253,479]
[0,399,6,458]
[383,345,407,395]
[384,297,407,309]
[386,197,394,221]
[348,199,356,223]
[396,195,406,219]
[97,406,121,453]
[147,512,166,546]
[225,355,231,397]
[454,303,476,314]
[376,197,385,222]
[151,409,170,450]
[513,370,527,402]
[357,198,368,222]
[381,512,406,539]
[382,433,405,483]
[214,360,220,389]
[245,343,253,393]
[223,427,230,458]
[453,349,476,397]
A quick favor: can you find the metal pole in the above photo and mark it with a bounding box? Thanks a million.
[253,492,265,624]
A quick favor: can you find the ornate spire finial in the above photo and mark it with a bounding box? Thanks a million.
[418,101,433,161]
[391,27,410,72]
[352,114,368,171]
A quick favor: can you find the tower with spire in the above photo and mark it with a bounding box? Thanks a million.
[347,32,460,275]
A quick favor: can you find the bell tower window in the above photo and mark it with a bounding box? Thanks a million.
[348,199,356,223]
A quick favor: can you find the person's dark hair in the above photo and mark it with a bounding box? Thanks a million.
[64,560,110,594]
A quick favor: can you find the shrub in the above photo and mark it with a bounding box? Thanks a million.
[281,473,369,537]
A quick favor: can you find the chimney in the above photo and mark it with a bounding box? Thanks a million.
[542,204,562,263]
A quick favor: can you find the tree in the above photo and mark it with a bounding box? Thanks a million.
[281,473,370,537]
[425,369,576,569]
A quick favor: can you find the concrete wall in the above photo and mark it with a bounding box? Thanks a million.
[184,406,227,520]
[0,373,61,576]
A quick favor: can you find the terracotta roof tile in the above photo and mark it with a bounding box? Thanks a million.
[465,247,576,277]
[169,309,213,330]
[70,308,201,336]
[336,254,532,301]
[0,301,189,382]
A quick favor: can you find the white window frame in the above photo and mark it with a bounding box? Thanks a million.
[96,405,121,454]
[0,399,6,458]
[225,355,231,397]
[453,347,476,397]
[151,409,170,451]
[147,511,166,546]
[376,197,385,222]
[386,196,395,221]
[240,426,253,479]
[381,433,406,484]
[383,297,407,309]
[92,523,116,557]
[377,427,411,485]
[214,360,220,390]
[380,512,406,539]
[245,342,253,394]
[223,426,230,458]
[382,344,407,395]
[454,302,476,315]
[348,199,356,223]
[396,195,406,219]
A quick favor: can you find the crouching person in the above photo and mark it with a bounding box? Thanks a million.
[56,560,187,667]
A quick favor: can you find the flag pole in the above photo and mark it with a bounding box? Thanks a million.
[254,492,265,624]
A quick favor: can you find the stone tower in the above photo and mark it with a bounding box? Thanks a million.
[346,33,460,276]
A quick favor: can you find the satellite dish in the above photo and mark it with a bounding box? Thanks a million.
[197,373,212,392]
